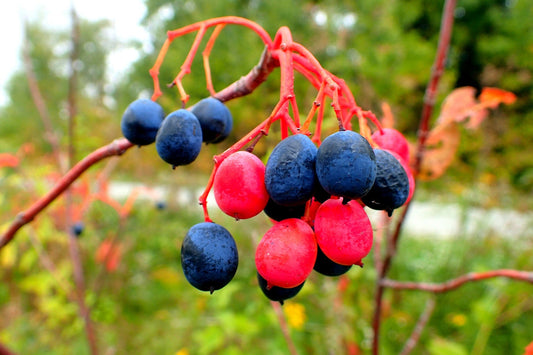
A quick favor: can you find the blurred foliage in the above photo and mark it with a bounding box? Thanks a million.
[1,0,533,354]
[1,158,532,353]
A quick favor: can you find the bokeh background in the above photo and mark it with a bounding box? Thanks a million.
[1,1,532,354]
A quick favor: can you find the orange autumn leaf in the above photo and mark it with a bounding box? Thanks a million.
[417,123,461,181]
[437,86,487,127]
[479,87,517,108]
[0,153,19,168]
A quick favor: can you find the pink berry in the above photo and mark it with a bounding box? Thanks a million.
[371,128,410,164]
[213,151,269,220]
[255,218,317,288]
[314,198,373,265]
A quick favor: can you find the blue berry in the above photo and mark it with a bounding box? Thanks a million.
[71,221,85,237]
[265,134,317,206]
[263,197,307,222]
[257,272,304,305]
[190,97,233,144]
[181,222,238,293]
[121,99,165,146]
[313,244,352,277]
[362,149,410,216]
[316,130,376,200]
[155,109,202,168]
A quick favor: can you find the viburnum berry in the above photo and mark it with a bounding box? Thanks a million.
[371,128,410,164]
[316,130,377,200]
[190,97,233,144]
[121,98,165,146]
[264,133,317,206]
[213,151,269,220]
[181,222,238,293]
[361,148,410,216]
[257,272,305,304]
[255,218,317,288]
[314,198,373,266]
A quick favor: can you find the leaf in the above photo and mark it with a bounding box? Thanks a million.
[479,87,517,108]
[418,123,461,181]
[428,337,468,355]
[437,86,480,126]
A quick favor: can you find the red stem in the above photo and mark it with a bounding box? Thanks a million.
[372,1,457,354]
[0,138,134,250]
[381,269,533,293]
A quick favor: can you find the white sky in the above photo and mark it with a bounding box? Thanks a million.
[0,0,148,106]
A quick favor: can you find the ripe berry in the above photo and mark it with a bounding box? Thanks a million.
[255,218,317,288]
[313,244,352,277]
[71,221,85,237]
[263,198,307,222]
[155,109,202,168]
[265,134,317,206]
[213,151,269,220]
[257,272,305,305]
[371,128,410,164]
[316,130,376,200]
[361,149,410,216]
[121,99,165,146]
[181,222,238,293]
[386,149,415,204]
[314,198,373,265]
[191,97,233,144]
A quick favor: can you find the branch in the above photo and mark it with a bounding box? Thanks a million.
[381,269,533,293]
[372,1,457,354]
[0,138,134,250]
[399,297,436,355]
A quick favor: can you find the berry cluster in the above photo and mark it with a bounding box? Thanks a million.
[119,17,415,303]
[120,96,414,301]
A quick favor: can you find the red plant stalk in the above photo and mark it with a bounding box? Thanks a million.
[0,138,134,250]
[372,1,457,354]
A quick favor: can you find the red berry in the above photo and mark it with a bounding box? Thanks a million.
[371,128,410,164]
[213,151,269,220]
[255,218,317,288]
[314,198,373,265]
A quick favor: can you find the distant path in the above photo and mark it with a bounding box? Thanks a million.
[108,181,533,239]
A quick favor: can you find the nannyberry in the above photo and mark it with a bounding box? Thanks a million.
[265,134,317,206]
[191,97,233,144]
[121,99,165,146]
[155,109,203,168]
[181,222,238,293]
[316,130,376,200]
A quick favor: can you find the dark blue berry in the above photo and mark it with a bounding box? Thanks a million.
[190,97,233,144]
[316,130,376,200]
[362,149,410,216]
[263,197,307,222]
[121,99,165,146]
[265,134,317,206]
[181,222,238,293]
[155,109,202,168]
[71,221,85,237]
[313,244,352,277]
[257,272,304,305]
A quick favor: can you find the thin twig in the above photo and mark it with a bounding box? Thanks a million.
[64,8,98,355]
[271,301,300,355]
[22,22,65,172]
[399,297,436,355]
[0,138,134,250]
[381,269,533,293]
[371,1,457,354]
